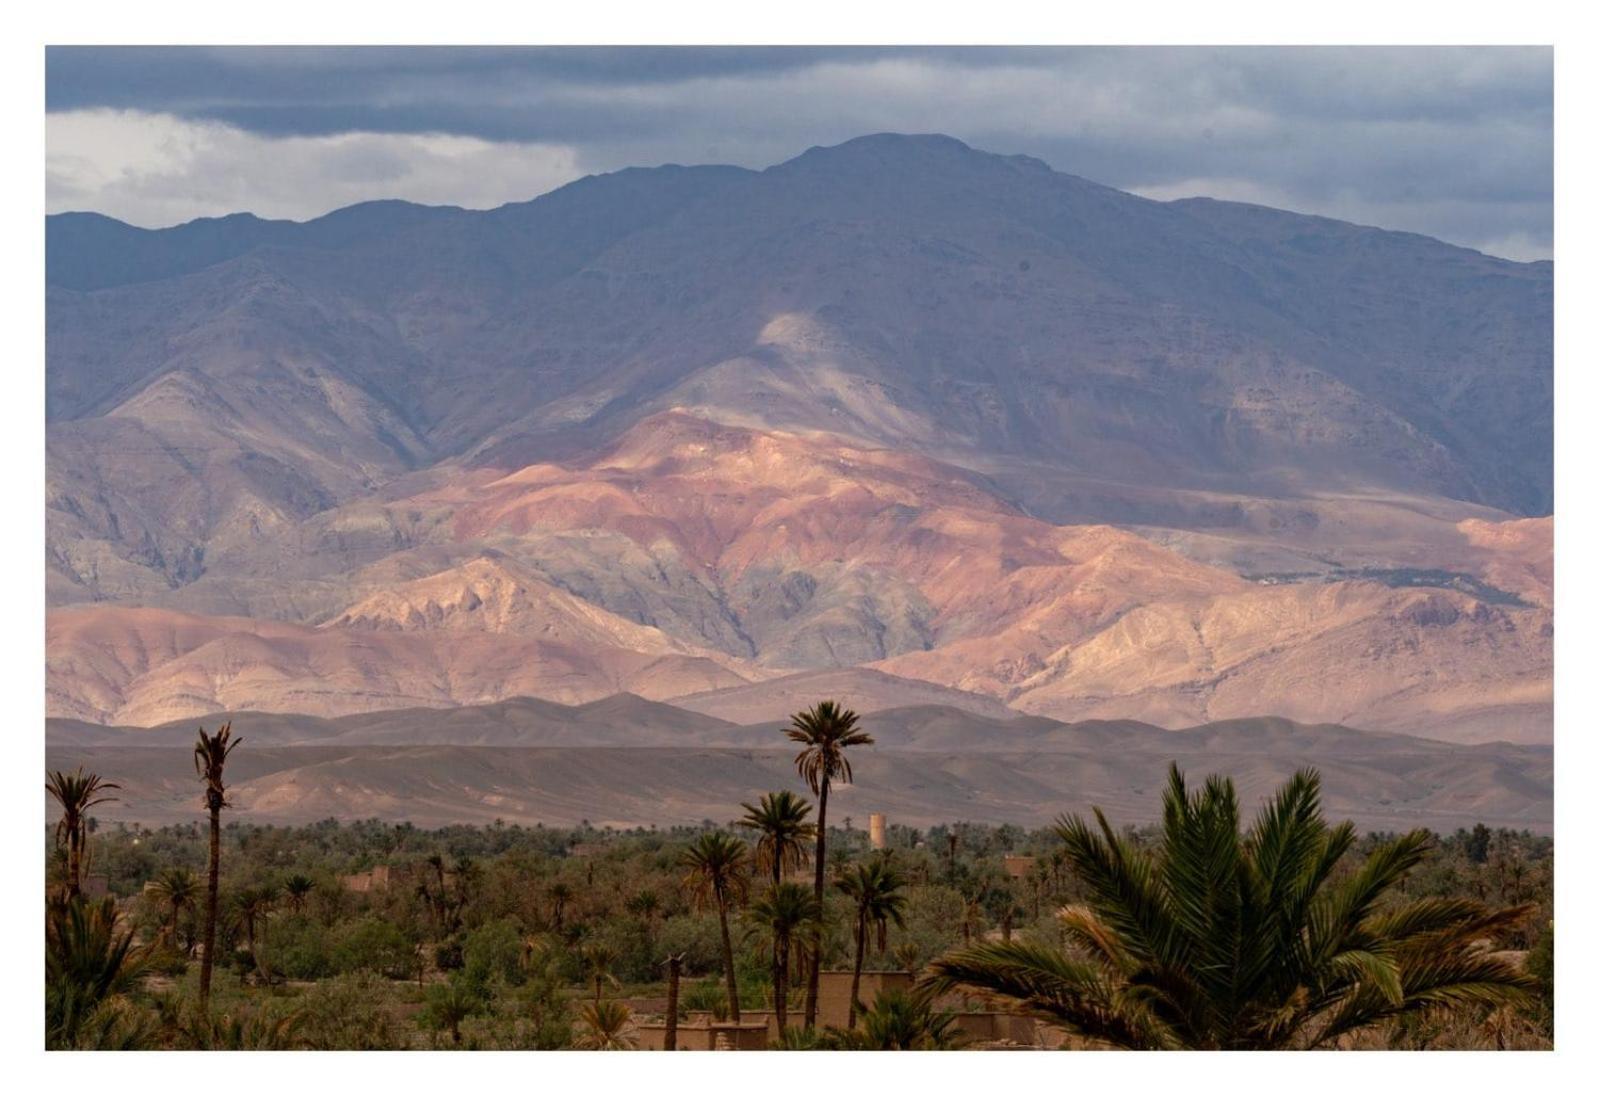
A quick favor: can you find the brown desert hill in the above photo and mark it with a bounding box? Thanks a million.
[666,667,1018,723]
[46,605,756,726]
[1455,515,1553,608]
[45,707,1551,834]
[46,692,748,749]
[879,578,1552,744]
[42,412,1551,741]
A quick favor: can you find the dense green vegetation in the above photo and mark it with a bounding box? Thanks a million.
[44,708,1553,1051]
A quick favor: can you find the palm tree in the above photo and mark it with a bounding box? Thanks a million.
[45,893,148,1049]
[145,867,199,949]
[835,854,910,1027]
[573,999,636,1050]
[230,884,279,983]
[926,765,1536,1049]
[837,987,968,1050]
[193,722,240,1012]
[283,873,315,913]
[46,768,120,898]
[422,977,481,1046]
[738,790,816,886]
[787,700,873,1026]
[581,939,621,1006]
[547,881,573,932]
[747,881,822,1037]
[681,830,750,1022]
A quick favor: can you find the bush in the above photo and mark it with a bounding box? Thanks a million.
[264,915,333,980]
[296,973,409,1050]
[461,918,525,992]
[331,916,415,979]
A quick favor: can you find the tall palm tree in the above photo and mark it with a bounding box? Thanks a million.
[193,722,240,1012]
[681,830,750,1022]
[835,854,910,1027]
[746,881,822,1037]
[926,765,1536,1049]
[787,700,873,1026]
[46,768,120,898]
[738,790,816,886]
[145,867,199,949]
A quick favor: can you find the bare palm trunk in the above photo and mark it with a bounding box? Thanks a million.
[199,804,220,1010]
[663,954,683,1051]
[848,912,867,1028]
[804,778,828,1028]
[66,830,83,899]
[773,929,790,1037]
[717,896,741,1021]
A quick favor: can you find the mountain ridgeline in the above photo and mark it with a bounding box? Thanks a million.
[46,134,1553,746]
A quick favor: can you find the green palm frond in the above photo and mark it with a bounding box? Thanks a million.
[930,765,1536,1050]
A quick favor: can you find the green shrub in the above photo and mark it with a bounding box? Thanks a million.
[331,916,414,979]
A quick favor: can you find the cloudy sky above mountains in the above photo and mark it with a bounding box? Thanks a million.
[45,46,1553,260]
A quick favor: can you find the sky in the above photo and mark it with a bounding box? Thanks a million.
[45,46,1553,261]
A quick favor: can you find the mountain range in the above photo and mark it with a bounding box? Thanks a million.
[45,698,1552,833]
[46,133,1552,749]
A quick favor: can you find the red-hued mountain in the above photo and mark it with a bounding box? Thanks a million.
[46,135,1550,743]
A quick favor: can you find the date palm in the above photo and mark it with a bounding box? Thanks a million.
[738,790,816,886]
[45,893,147,1049]
[193,722,240,1012]
[835,854,910,1027]
[574,999,636,1050]
[681,830,750,1021]
[283,873,315,913]
[46,768,119,898]
[230,884,279,983]
[927,765,1536,1049]
[145,867,199,949]
[747,881,822,1037]
[787,700,873,1026]
[838,987,968,1050]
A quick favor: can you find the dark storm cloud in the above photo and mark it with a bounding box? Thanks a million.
[45,45,1553,259]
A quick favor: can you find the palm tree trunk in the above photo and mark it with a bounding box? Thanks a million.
[663,954,682,1051]
[717,898,741,1021]
[66,828,83,899]
[773,929,789,1036]
[199,804,221,1010]
[804,778,829,1028]
[848,911,867,1028]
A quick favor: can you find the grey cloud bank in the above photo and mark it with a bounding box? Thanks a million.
[45,45,1552,260]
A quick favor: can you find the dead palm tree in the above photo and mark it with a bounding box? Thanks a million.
[193,722,240,1012]
[738,790,816,886]
[46,768,119,898]
[927,765,1536,1049]
[787,700,873,1026]
[681,830,750,1021]
[835,853,910,1027]
[747,881,822,1038]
